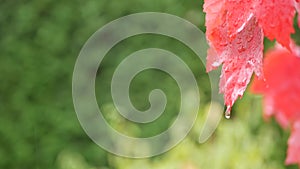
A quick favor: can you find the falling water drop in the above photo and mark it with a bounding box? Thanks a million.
[225,114,231,119]
[225,106,231,119]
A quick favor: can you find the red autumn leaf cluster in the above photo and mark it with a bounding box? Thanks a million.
[204,0,300,166]
[204,0,300,112]
[251,45,300,128]
[251,45,300,166]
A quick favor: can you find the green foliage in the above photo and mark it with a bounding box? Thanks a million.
[0,0,297,169]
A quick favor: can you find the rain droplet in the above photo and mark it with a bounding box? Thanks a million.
[238,45,246,52]
[247,26,253,32]
[225,114,231,119]
[229,33,236,39]
[247,34,253,42]
[236,37,243,44]
[225,106,231,119]
[247,60,254,66]
[220,41,228,47]
[233,20,238,26]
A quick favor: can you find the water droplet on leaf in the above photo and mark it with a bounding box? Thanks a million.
[225,106,231,119]
[225,114,231,119]
[233,20,238,26]
[236,37,243,44]
[247,34,253,42]
[238,45,246,52]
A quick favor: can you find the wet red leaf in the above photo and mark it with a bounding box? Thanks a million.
[204,0,264,111]
[218,16,263,110]
[205,0,300,166]
[254,0,295,49]
[204,0,300,112]
[251,45,300,128]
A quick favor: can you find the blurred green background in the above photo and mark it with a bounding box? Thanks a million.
[1,0,300,169]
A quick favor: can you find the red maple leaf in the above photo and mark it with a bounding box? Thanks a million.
[204,0,300,166]
[204,0,264,113]
[251,45,300,128]
[254,0,295,49]
[218,16,263,111]
[204,0,300,114]
[251,45,300,168]
[251,44,300,167]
